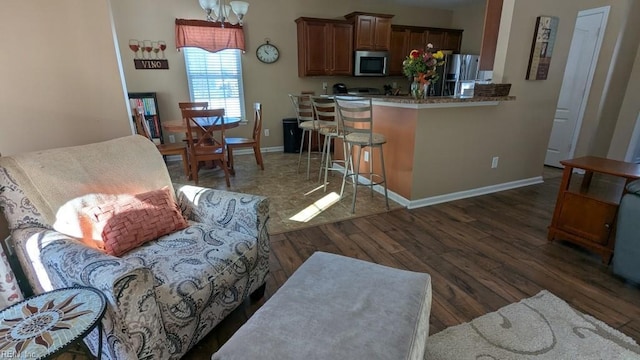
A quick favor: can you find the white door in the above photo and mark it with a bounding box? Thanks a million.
[626,112,640,163]
[545,7,609,167]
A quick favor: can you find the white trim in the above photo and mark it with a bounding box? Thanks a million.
[406,176,544,209]
[331,163,543,209]
[566,6,610,160]
[230,146,283,155]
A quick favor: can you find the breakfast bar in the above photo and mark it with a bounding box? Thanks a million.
[335,95,517,206]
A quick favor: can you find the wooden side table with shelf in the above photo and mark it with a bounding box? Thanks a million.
[548,156,640,264]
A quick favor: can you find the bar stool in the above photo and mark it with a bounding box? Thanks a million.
[336,97,389,213]
[311,96,346,192]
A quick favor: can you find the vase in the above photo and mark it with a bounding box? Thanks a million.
[421,82,430,99]
[410,76,422,99]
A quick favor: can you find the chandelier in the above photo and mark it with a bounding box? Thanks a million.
[199,0,249,25]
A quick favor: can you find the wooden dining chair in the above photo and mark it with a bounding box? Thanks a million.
[226,103,264,174]
[178,102,209,144]
[178,102,208,110]
[181,108,231,187]
[133,107,191,179]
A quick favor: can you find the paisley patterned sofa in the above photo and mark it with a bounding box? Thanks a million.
[0,135,270,359]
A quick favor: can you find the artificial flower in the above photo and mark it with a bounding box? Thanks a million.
[402,44,445,84]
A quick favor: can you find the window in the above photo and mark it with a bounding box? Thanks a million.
[183,48,246,120]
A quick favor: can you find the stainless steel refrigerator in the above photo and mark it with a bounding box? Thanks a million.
[439,54,480,96]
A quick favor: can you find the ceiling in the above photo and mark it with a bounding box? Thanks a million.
[392,0,486,10]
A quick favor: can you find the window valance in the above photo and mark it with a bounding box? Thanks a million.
[175,19,245,53]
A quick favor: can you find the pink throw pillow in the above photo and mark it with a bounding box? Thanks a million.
[78,188,188,256]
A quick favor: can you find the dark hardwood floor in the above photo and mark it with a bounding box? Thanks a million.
[183,167,640,358]
[52,166,639,360]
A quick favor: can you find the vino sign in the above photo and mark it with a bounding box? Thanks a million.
[128,38,169,70]
[134,59,169,70]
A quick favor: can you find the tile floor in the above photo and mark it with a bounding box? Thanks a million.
[166,150,404,234]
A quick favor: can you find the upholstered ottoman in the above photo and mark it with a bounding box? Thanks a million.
[212,251,432,360]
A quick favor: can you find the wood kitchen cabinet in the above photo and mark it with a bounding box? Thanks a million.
[548,156,640,264]
[425,29,445,50]
[389,28,410,76]
[389,25,464,76]
[296,17,353,77]
[345,12,394,51]
[442,30,463,53]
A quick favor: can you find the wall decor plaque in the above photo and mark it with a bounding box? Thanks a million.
[526,16,559,80]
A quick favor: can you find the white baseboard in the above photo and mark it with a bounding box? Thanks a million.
[406,176,544,209]
[165,146,284,162]
[332,163,543,209]
[231,146,284,155]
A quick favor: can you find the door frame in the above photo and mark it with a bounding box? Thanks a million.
[559,6,610,161]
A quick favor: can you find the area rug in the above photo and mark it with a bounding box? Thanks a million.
[167,152,403,234]
[425,290,640,359]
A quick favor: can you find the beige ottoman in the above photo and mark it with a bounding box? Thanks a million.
[212,251,432,360]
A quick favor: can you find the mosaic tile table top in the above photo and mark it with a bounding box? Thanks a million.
[0,287,106,360]
[167,152,403,234]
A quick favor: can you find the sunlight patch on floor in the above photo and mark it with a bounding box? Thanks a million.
[289,192,341,222]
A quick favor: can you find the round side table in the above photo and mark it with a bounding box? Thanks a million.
[0,286,107,360]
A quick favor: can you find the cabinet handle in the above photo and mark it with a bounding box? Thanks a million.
[604,223,610,229]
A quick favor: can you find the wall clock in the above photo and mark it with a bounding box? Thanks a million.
[256,40,280,64]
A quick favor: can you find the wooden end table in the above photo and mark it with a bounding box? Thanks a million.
[0,286,106,360]
[548,156,640,264]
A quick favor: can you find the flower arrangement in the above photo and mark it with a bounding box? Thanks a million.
[402,44,445,85]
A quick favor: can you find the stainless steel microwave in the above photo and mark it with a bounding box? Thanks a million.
[354,51,389,76]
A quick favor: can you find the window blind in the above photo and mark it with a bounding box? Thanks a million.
[183,48,246,120]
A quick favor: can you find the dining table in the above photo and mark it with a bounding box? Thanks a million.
[162,116,242,133]
[162,115,243,175]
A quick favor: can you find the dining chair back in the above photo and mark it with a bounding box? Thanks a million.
[181,108,231,187]
[133,107,191,179]
[226,103,264,173]
[179,102,209,143]
[179,101,209,110]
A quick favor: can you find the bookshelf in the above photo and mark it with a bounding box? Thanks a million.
[128,92,163,144]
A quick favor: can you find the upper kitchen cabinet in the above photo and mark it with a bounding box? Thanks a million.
[296,17,353,77]
[426,28,463,52]
[425,29,445,50]
[388,25,464,76]
[442,30,463,52]
[389,28,410,76]
[345,12,394,51]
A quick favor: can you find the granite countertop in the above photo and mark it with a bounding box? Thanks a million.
[369,95,516,104]
[363,95,516,109]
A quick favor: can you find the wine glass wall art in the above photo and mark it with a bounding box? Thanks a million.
[129,38,169,70]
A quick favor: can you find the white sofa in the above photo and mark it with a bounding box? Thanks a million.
[0,135,270,359]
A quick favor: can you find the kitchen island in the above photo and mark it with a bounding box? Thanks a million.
[335,95,527,208]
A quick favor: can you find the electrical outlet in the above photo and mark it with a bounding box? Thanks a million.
[169,135,176,143]
[491,156,499,169]
[322,82,328,90]
[264,129,270,137]
[364,151,369,162]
